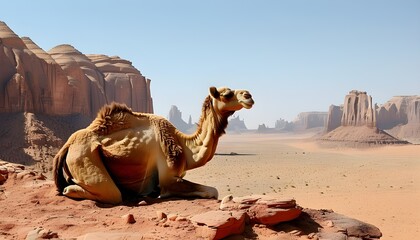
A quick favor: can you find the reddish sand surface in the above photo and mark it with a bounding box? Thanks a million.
[1,132,418,239]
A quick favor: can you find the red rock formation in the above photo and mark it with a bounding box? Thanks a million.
[321,90,409,145]
[341,90,376,127]
[0,21,153,117]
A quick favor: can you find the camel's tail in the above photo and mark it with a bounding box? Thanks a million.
[53,144,70,194]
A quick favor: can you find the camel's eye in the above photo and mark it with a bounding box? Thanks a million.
[223,91,234,99]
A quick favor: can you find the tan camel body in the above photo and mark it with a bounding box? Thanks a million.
[53,87,254,204]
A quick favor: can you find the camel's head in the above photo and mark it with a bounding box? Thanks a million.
[209,86,254,114]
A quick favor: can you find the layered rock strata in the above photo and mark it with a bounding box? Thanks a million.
[341,90,376,127]
[0,21,153,117]
[322,90,408,145]
[377,96,420,143]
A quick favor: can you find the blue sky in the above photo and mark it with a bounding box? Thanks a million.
[2,0,419,129]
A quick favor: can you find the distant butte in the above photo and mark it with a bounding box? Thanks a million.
[321,90,415,145]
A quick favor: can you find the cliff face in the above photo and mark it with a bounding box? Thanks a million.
[341,90,376,128]
[377,96,420,143]
[326,105,343,132]
[0,21,153,117]
[322,90,416,144]
[377,96,420,129]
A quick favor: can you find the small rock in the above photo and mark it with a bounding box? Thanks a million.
[326,220,334,227]
[167,213,178,221]
[122,214,136,224]
[220,194,302,226]
[138,200,148,206]
[156,211,167,221]
[26,227,59,240]
[176,216,188,222]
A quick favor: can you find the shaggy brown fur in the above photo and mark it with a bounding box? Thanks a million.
[195,96,233,137]
[89,102,135,135]
[88,102,183,170]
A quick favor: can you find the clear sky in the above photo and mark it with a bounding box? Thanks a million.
[2,0,420,129]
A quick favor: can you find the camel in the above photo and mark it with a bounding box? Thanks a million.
[53,87,254,204]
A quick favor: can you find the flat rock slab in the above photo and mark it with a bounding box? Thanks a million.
[220,194,302,225]
[190,210,246,240]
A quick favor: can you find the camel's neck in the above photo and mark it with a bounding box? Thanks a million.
[181,96,232,170]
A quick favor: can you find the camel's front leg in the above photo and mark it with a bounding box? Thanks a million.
[159,177,218,199]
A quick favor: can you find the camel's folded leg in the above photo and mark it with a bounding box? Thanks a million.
[160,178,218,199]
[63,185,99,201]
[64,141,122,205]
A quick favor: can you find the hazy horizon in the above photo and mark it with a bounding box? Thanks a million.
[2,1,419,129]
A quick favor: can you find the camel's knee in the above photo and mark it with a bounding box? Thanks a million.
[63,185,95,199]
[63,184,122,205]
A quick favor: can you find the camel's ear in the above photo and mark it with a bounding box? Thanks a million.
[209,86,220,99]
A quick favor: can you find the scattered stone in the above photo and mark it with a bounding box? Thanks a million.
[220,194,302,226]
[176,216,188,222]
[191,210,246,240]
[25,227,59,240]
[138,200,148,206]
[122,214,136,224]
[156,211,167,221]
[168,213,178,221]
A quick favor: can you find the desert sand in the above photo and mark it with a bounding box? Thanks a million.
[185,132,420,240]
[1,131,418,239]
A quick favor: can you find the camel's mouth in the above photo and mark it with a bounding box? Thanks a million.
[240,99,254,109]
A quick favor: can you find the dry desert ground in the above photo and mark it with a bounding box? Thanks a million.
[1,131,418,239]
[185,132,420,240]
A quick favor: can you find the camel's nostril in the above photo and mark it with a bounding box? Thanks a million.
[244,93,252,99]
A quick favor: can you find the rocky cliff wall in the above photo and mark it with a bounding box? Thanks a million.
[0,21,153,117]
[341,90,376,128]
[325,105,343,132]
[323,90,418,144]
[377,96,419,129]
[377,96,420,143]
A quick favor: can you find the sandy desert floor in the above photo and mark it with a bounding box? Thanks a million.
[185,132,420,240]
[1,132,418,239]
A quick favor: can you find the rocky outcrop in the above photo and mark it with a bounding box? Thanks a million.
[227,115,248,132]
[341,90,376,127]
[377,96,420,143]
[191,210,246,239]
[274,118,293,131]
[321,90,409,145]
[326,105,343,132]
[324,91,419,144]
[219,195,302,226]
[292,112,327,130]
[168,105,194,133]
[0,21,153,117]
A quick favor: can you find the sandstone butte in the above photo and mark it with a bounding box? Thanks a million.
[322,90,419,145]
[0,21,153,117]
